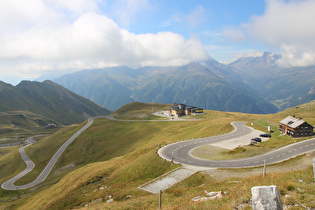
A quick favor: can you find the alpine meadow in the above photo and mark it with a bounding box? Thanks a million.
[1,0,315,209]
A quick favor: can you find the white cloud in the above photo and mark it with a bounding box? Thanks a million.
[205,45,266,63]
[277,44,315,67]
[240,51,265,58]
[111,0,149,28]
[0,0,209,80]
[246,0,315,67]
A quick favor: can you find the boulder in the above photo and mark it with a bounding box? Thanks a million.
[205,191,218,197]
[205,191,226,199]
[251,185,283,210]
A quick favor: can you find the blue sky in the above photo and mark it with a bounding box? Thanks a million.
[100,0,268,61]
[1,0,315,84]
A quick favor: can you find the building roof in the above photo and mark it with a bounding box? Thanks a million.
[280,116,306,129]
[190,107,203,110]
[172,103,203,111]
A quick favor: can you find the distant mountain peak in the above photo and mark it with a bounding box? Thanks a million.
[229,51,281,70]
[261,51,280,61]
[235,51,279,60]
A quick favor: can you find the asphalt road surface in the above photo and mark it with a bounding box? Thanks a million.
[1,117,101,190]
[158,122,315,168]
[0,142,22,148]
[2,118,315,190]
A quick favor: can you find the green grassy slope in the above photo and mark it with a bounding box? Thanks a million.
[15,80,112,124]
[0,80,111,138]
[111,101,170,119]
[0,101,314,209]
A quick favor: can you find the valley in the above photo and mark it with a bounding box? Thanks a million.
[1,1,315,209]
[0,101,315,209]
[52,53,315,114]
[54,59,279,114]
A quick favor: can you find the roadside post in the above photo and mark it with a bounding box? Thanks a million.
[263,160,267,176]
[159,189,162,209]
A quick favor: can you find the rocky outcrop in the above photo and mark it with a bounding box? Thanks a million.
[251,185,282,210]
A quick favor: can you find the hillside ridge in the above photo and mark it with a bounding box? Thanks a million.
[0,80,111,137]
[54,61,279,114]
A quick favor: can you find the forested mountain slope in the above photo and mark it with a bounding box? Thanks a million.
[55,60,278,114]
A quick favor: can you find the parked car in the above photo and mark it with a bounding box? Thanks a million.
[251,137,262,142]
[260,133,271,138]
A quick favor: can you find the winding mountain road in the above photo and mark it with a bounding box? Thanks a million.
[2,117,315,190]
[158,122,315,168]
[1,117,102,190]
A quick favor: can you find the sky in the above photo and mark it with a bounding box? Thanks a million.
[1,0,315,85]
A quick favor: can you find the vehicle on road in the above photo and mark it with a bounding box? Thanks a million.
[260,133,271,138]
[251,137,262,142]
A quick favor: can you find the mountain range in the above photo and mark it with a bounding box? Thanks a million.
[53,52,314,113]
[54,57,278,114]
[0,80,111,136]
[229,52,315,110]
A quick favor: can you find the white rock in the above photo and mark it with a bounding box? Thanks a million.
[251,185,282,210]
[206,192,218,197]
